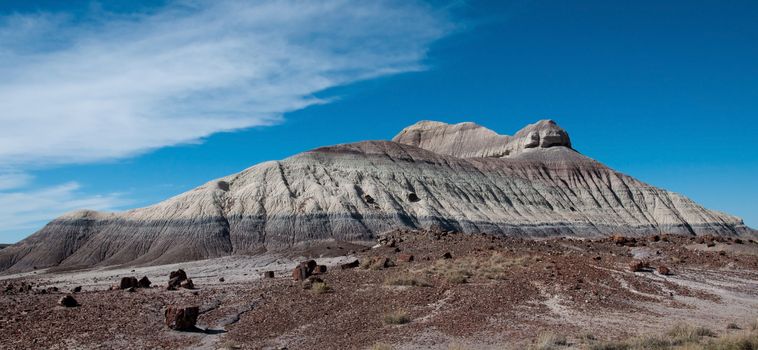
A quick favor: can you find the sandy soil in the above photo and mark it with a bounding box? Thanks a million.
[1,232,757,349]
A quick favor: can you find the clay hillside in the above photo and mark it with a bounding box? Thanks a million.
[0,120,751,273]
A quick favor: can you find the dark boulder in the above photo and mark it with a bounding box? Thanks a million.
[138,276,151,288]
[120,277,139,290]
[58,295,79,307]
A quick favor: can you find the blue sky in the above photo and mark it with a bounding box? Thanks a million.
[0,0,756,243]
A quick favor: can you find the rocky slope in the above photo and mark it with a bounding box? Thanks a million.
[0,120,750,272]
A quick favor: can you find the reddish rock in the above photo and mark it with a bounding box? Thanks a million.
[292,265,310,281]
[340,260,360,269]
[612,234,627,245]
[262,271,274,279]
[657,265,671,275]
[58,295,79,307]
[650,235,660,242]
[397,254,414,263]
[165,306,199,331]
[119,277,139,290]
[138,276,151,288]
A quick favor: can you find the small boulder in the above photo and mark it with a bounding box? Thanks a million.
[138,276,151,288]
[340,260,360,270]
[165,306,199,331]
[312,265,327,275]
[441,252,453,260]
[262,271,274,279]
[71,286,82,293]
[219,277,225,282]
[657,265,671,275]
[58,295,79,307]
[628,260,650,272]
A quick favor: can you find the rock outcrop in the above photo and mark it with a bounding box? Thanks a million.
[392,119,571,158]
[0,120,751,273]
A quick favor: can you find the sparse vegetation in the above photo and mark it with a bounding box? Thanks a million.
[383,310,411,325]
[583,323,758,350]
[371,343,393,350]
[384,274,430,287]
[311,282,332,294]
[422,252,531,283]
[532,332,568,349]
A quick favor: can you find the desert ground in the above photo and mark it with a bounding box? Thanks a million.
[1,231,757,350]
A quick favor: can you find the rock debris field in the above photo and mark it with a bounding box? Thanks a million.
[1,229,757,349]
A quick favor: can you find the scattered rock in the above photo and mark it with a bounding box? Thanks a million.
[219,277,226,282]
[165,306,199,331]
[442,252,453,259]
[312,265,327,275]
[262,271,275,279]
[363,194,375,204]
[657,265,671,275]
[397,254,414,263]
[407,192,420,202]
[364,256,394,269]
[71,286,82,293]
[58,295,79,307]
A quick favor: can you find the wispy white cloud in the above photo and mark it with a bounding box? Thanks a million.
[0,0,450,166]
[0,182,126,242]
[0,0,450,242]
[0,172,32,191]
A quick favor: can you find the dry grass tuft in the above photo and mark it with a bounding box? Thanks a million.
[371,343,393,350]
[532,332,568,349]
[383,310,411,325]
[384,274,431,287]
[311,282,332,294]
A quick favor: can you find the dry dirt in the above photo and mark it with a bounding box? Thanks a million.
[1,232,757,349]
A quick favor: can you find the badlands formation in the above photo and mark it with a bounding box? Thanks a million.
[0,120,750,272]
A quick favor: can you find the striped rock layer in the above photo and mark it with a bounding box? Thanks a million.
[0,120,750,272]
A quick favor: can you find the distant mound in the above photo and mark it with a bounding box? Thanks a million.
[0,120,750,273]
